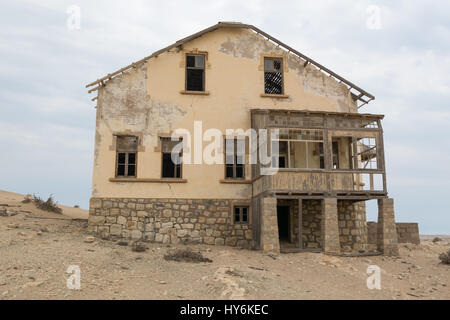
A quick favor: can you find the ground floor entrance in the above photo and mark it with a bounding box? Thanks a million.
[258,196,399,256]
[277,205,290,242]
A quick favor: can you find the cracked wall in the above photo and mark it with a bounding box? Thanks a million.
[92,26,362,201]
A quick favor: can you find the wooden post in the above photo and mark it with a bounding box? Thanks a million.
[298,198,303,249]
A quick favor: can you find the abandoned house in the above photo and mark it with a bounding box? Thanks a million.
[86,22,415,256]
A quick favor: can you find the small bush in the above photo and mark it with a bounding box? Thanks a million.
[22,195,32,204]
[31,194,63,214]
[439,249,450,265]
[164,248,212,263]
[433,237,442,243]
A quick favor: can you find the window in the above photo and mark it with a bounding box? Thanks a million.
[225,138,245,179]
[352,137,378,170]
[234,206,249,223]
[186,54,205,91]
[272,141,288,168]
[332,141,339,169]
[330,137,352,169]
[271,129,324,169]
[161,137,183,178]
[116,136,138,178]
[264,57,283,94]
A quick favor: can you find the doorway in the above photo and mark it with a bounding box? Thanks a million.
[277,206,290,242]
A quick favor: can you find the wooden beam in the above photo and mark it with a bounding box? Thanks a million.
[298,199,303,249]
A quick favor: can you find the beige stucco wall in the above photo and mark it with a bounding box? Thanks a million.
[92,27,358,200]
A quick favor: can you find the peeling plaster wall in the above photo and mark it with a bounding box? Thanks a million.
[92,27,360,200]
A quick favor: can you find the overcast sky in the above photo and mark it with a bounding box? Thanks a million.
[0,1,449,234]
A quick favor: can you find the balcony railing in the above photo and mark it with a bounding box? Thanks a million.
[253,169,386,197]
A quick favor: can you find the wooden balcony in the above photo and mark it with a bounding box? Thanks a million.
[253,169,386,199]
[250,109,388,200]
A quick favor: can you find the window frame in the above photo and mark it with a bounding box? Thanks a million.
[263,56,284,95]
[224,138,246,180]
[115,135,139,178]
[271,129,325,170]
[233,205,250,224]
[160,137,183,179]
[185,54,206,92]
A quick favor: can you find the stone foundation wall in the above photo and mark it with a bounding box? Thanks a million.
[367,221,420,245]
[88,198,252,248]
[338,200,368,251]
[301,200,322,249]
[396,223,420,244]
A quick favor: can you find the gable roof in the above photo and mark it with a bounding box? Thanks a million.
[86,22,375,108]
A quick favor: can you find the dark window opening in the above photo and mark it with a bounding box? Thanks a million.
[272,140,288,168]
[234,206,249,223]
[186,54,205,91]
[161,137,183,178]
[319,144,325,169]
[264,57,283,94]
[225,138,245,179]
[332,141,339,169]
[277,206,290,241]
[162,153,181,178]
[115,136,138,178]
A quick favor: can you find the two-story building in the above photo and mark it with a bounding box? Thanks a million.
[86,22,400,256]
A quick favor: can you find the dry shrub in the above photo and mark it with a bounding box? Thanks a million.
[433,237,442,243]
[22,195,32,204]
[439,249,450,265]
[31,194,63,214]
[164,248,212,263]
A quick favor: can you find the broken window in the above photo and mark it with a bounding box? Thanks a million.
[225,138,245,179]
[161,137,183,178]
[271,129,324,169]
[116,135,138,178]
[351,137,378,170]
[186,54,205,91]
[234,206,249,223]
[272,140,288,168]
[329,137,353,169]
[264,57,283,94]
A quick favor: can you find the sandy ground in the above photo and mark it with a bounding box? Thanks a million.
[0,190,449,300]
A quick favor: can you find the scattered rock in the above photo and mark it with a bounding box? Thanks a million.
[164,248,212,263]
[342,246,352,253]
[132,242,147,252]
[117,241,128,246]
[40,227,49,233]
[439,249,450,265]
[84,236,95,243]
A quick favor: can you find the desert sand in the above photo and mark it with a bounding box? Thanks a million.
[0,190,448,300]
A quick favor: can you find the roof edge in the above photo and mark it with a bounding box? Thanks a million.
[86,22,375,108]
